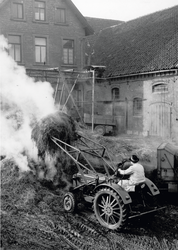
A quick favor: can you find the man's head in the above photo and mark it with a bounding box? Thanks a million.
[129,155,139,164]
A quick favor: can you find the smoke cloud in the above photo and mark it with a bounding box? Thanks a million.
[0,35,57,171]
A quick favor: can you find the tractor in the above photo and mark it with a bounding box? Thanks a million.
[51,132,165,230]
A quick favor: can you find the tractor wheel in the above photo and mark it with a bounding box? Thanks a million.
[63,192,76,213]
[94,125,105,136]
[93,188,128,230]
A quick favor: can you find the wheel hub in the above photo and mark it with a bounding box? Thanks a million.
[64,197,71,209]
[104,205,113,216]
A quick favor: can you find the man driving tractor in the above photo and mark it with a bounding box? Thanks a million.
[118,155,145,192]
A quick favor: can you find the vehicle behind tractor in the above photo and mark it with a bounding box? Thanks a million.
[51,132,165,230]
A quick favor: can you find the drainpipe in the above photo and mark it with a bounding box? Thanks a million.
[125,97,128,132]
[91,70,95,132]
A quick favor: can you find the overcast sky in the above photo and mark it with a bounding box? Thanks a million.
[72,0,178,21]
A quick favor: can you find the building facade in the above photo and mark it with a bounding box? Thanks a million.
[0,0,93,71]
[108,72,178,140]
[88,6,178,141]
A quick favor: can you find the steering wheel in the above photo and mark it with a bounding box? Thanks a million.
[114,162,123,177]
[114,159,128,177]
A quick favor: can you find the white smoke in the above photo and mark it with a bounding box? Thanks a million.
[0,35,57,171]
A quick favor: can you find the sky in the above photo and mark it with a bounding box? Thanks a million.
[72,0,178,21]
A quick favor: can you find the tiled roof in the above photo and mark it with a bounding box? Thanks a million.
[89,6,178,77]
[85,17,123,33]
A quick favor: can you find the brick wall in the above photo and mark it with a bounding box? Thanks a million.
[0,0,86,70]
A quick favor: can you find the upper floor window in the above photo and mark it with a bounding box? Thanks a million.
[63,39,74,65]
[55,8,66,23]
[11,1,24,19]
[152,83,168,93]
[8,35,21,62]
[34,1,46,21]
[35,37,46,63]
[112,87,120,100]
[133,97,142,116]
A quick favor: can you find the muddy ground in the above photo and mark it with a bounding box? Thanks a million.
[1,133,178,250]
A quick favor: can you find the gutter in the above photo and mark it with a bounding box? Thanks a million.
[107,69,178,81]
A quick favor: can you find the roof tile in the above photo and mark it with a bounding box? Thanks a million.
[89,6,178,76]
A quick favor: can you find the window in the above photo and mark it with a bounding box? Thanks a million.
[152,83,168,93]
[112,88,120,100]
[55,8,66,23]
[133,98,142,116]
[63,39,74,65]
[8,35,21,62]
[35,37,46,63]
[34,1,45,21]
[12,1,24,19]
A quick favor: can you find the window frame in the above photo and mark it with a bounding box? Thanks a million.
[34,36,47,64]
[8,34,22,63]
[75,89,82,107]
[112,87,120,100]
[152,83,168,94]
[62,39,74,65]
[34,0,46,22]
[133,97,143,116]
[55,7,66,24]
[11,0,25,20]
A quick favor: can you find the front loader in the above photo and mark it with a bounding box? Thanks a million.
[51,132,165,230]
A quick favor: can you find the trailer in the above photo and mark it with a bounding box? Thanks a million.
[84,113,116,135]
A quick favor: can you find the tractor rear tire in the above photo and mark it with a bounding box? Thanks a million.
[63,192,76,213]
[93,187,128,230]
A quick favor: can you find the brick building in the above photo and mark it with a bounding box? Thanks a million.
[87,6,178,141]
[0,0,93,70]
[0,0,96,124]
[1,1,178,140]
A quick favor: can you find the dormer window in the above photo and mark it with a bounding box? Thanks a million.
[152,83,168,93]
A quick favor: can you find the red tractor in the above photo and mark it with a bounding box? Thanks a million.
[51,133,165,230]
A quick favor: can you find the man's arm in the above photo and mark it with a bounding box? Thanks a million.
[118,166,134,175]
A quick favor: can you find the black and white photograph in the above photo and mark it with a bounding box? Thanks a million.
[0,0,178,249]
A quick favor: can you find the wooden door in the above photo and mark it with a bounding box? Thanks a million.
[149,102,171,137]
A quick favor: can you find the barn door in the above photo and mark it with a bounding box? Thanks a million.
[149,102,171,138]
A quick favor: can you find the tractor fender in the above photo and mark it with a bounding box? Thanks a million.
[144,178,160,196]
[94,183,132,204]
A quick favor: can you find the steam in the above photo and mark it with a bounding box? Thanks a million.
[0,35,57,171]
